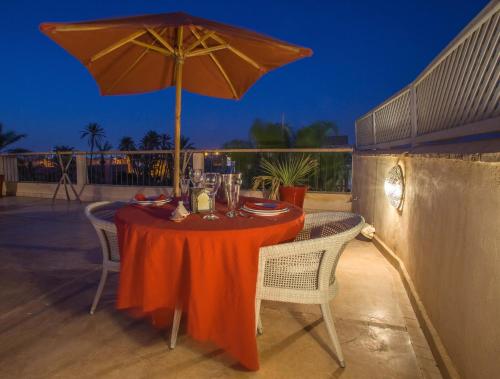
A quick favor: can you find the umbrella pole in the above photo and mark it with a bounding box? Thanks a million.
[173,27,184,197]
[173,59,183,196]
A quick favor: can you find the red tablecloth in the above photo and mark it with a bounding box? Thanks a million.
[114,197,304,370]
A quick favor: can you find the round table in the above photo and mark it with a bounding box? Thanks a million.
[114,197,304,370]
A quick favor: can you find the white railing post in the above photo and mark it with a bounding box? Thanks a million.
[354,120,358,148]
[104,157,112,184]
[76,154,87,186]
[410,84,418,146]
[0,156,5,177]
[5,157,19,182]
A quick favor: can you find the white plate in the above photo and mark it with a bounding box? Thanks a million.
[241,206,289,216]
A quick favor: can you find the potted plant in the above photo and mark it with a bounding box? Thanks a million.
[252,155,318,208]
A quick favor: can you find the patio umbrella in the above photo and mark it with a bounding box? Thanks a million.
[40,12,312,194]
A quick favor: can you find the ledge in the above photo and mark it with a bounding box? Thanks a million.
[372,235,460,379]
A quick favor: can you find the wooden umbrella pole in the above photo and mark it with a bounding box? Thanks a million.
[173,26,184,197]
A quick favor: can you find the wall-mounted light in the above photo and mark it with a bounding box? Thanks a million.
[384,164,405,209]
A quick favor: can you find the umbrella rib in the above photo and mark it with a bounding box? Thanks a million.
[184,31,215,53]
[190,27,238,99]
[147,28,175,54]
[209,33,261,70]
[108,28,168,92]
[52,25,110,32]
[185,44,228,57]
[90,30,147,62]
[130,40,172,56]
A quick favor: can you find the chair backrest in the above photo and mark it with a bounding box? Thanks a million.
[294,212,364,291]
[84,201,122,263]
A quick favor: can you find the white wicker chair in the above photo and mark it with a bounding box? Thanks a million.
[85,201,122,315]
[168,211,364,362]
[255,212,364,368]
[86,201,180,348]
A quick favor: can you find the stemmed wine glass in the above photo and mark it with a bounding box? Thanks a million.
[203,173,221,220]
[180,177,191,209]
[189,168,205,188]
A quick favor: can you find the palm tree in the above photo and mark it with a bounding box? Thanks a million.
[140,130,161,150]
[294,121,339,148]
[52,145,75,171]
[53,145,74,152]
[249,119,292,148]
[96,140,112,182]
[137,131,162,184]
[180,135,194,149]
[80,123,105,165]
[160,134,172,150]
[0,123,26,151]
[118,136,136,151]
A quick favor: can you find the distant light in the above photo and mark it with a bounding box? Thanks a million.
[384,165,404,209]
[204,152,208,156]
[215,151,219,155]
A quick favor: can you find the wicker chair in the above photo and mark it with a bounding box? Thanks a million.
[255,212,364,368]
[168,212,364,362]
[85,201,122,315]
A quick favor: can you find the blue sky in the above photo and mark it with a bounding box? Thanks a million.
[0,0,489,151]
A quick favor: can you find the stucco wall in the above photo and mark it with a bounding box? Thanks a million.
[352,152,500,379]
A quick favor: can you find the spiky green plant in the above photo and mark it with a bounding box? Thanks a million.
[252,154,318,199]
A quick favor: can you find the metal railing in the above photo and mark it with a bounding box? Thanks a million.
[1,147,353,193]
[86,150,174,186]
[8,152,77,183]
[355,1,500,150]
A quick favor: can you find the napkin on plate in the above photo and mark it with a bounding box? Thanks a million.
[134,193,167,201]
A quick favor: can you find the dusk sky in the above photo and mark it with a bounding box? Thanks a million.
[0,0,489,151]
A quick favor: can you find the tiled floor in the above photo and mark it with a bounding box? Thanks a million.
[0,197,441,378]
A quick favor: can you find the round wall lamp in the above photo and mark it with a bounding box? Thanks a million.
[384,164,405,209]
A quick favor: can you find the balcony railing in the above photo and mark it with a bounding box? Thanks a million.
[355,1,500,150]
[1,147,353,193]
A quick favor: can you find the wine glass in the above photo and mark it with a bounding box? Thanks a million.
[180,178,190,209]
[203,173,221,220]
[222,173,242,218]
[189,168,205,188]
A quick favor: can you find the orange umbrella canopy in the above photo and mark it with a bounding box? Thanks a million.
[40,12,312,194]
[40,12,312,98]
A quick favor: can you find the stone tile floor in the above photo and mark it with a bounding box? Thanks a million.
[0,197,441,378]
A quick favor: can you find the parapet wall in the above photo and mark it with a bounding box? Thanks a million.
[352,147,500,379]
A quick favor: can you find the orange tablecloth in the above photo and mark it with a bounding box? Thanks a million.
[114,197,304,370]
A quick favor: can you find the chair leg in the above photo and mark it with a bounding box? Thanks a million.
[257,316,263,335]
[320,303,345,368]
[90,268,108,315]
[255,298,263,335]
[170,307,182,349]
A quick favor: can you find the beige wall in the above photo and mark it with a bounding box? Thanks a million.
[352,152,500,379]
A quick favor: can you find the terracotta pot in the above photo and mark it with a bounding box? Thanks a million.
[279,185,307,208]
[0,174,3,197]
